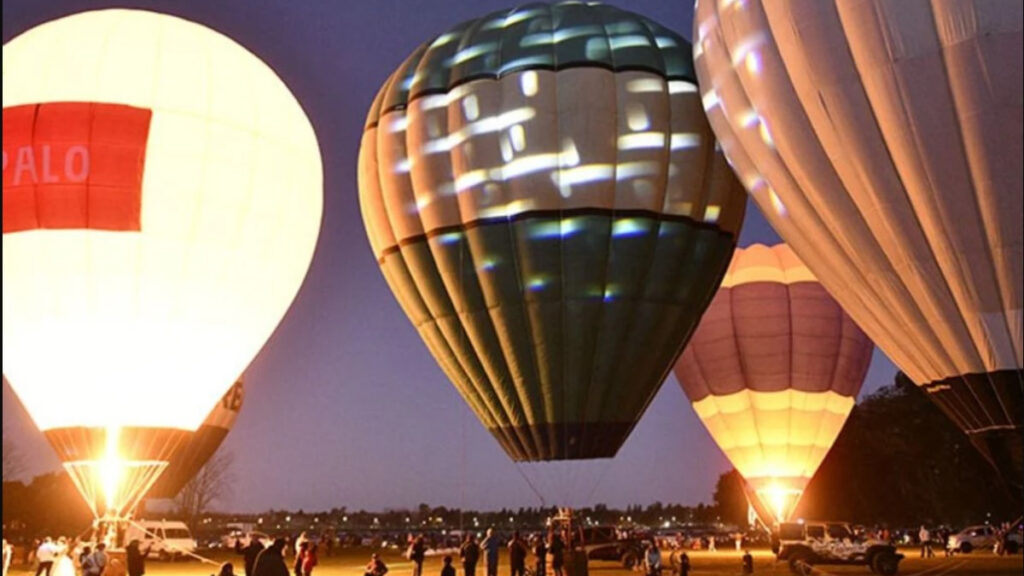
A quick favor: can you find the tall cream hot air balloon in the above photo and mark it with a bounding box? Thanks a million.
[358,2,746,477]
[2,10,322,521]
[675,244,873,522]
[693,0,1023,496]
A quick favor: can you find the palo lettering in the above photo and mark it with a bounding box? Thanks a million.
[2,145,90,186]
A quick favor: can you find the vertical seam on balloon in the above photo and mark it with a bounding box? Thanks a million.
[750,1,950,386]
[401,65,504,442]
[551,2,571,460]
[928,3,1017,428]
[494,6,547,460]
[729,279,764,477]
[840,1,988,387]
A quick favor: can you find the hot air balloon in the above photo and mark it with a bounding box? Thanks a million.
[148,379,245,500]
[693,0,1023,496]
[674,244,873,522]
[2,10,322,523]
[358,1,747,471]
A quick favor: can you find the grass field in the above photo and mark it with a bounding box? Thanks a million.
[8,547,1021,576]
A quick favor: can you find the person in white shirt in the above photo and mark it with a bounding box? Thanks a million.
[35,538,60,576]
[919,526,933,558]
[3,538,13,576]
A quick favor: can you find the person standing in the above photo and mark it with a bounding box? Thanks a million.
[302,544,319,576]
[481,530,499,576]
[87,544,108,576]
[643,544,661,576]
[253,539,289,576]
[126,540,151,576]
[293,542,309,576]
[3,538,12,576]
[531,535,546,576]
[741,550,753,575]
[410,536,426,576]
[548,533,564,576]
[707,536,716,553]
[676,552,690,576]
[441,556,456,576]
[35,538,58,576]
[508,532,528,576]
[459,535,480,576]
[918,526,932,558]
[237,535,266,576]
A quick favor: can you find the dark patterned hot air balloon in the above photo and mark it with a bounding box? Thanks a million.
[148,379,244,499]
[675,244,873,521]
[693,0,1023,495]
[359,2,747,462]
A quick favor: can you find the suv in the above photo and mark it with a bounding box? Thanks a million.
[948,525,1022,554]
[774,521,902,575]
[580,526,646,569]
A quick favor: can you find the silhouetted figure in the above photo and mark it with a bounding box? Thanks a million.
[742,550,753,575]
[677,552,690,576]
[918,526,933,559]
[532,536,547,576]
[508,532,528,576]
[410,536,426,576]
[364,553,388,576]
[215,563,236,576]
[481,529,500,576]
[441,556,456,576]
[294,542,309,576]
[459,535,480,576]
[644,544,661,576]
[302,544,319,576]
[548,534,565,576]
[237,535,266,576]
[253,539,289,576]
[126,540,151,576]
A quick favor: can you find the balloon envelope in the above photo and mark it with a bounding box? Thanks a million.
[148,379,245,500]
[2,10,322,517]
[693,0,1022,493]
[359,2,746,461]
[675,244,873,521]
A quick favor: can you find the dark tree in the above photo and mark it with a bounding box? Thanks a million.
[796,373,1014,525]
[712,469,748,527]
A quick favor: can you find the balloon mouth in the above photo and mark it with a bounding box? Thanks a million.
[45,426,190,519]
[743,477,807,525]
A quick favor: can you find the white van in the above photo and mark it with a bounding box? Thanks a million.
[126,521,198,560]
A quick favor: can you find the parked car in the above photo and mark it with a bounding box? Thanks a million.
[126,521,198,561]
[580,526,646,569]
[774,521,902,575]
[948,525,1021,554]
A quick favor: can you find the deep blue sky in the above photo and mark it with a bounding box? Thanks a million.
[2,0,899,513]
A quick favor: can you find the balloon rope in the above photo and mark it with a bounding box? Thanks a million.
[514,463,547,508]
[125,520,219,566]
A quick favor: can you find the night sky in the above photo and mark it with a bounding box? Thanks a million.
[2,0,899,513]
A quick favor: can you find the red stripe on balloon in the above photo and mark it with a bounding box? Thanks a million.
[2,102,152,233]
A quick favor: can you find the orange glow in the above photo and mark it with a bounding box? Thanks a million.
[755,481,803,523]
[99,426,123,513]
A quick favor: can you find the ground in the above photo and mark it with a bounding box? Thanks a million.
[8,547,1021,576]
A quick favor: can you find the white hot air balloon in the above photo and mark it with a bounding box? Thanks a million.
[2,10,322,520]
